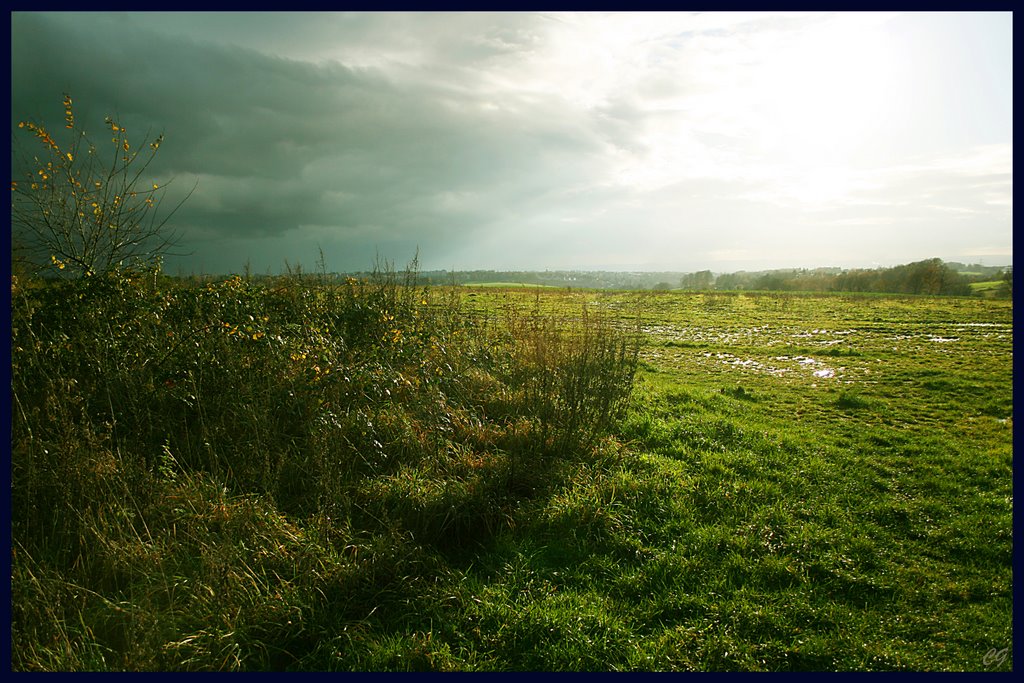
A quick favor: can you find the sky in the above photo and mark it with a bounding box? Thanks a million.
[10,11,1013,275]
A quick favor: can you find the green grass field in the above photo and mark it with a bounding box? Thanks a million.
[969,280,1010,297]
[10,274,1013,671]
[462,281,562,288]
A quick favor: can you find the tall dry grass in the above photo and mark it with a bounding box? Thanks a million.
[10,261,641,670]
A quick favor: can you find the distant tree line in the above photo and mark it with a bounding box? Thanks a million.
[414,270,687,290]
[832,258,971,295]
[709,258,1008,297]
[160,259,1009,299]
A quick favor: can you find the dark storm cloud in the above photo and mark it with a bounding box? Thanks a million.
[11,12,613,272]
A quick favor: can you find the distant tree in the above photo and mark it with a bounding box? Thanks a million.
[905,258,971,296]
[753,272,791,291]
[715,272,754,290]
[679,270,714,290]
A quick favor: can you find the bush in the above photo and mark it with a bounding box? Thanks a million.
[11,93,194,279]
[497,300,640,456]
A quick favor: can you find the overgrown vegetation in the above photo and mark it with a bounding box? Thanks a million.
[10,258,642,670]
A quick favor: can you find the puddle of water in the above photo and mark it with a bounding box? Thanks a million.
[705,351,842,380]
[704,351,790,376]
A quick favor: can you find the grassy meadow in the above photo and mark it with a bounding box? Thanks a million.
[9,270,1013,671]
